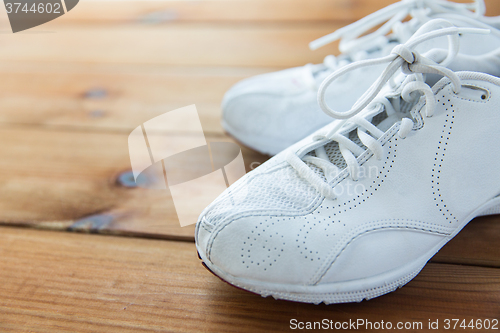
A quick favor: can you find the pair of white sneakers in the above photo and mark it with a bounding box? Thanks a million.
[196,0,500,304]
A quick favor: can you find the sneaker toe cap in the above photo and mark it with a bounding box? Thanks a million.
[197,214,323,285]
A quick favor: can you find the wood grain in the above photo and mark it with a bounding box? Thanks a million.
[3,0,498,69]
[0,63,273,135]
[26,0,500,24]
[0,125,497,265]
[0,23,343,68]
[431,214,500,268]
[0,0,499,331]
[0,126,268,240]
[56,0,397,24]
[0,227,498,333]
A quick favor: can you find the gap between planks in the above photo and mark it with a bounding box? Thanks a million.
[0,126,498,267]
[0,226,498,333]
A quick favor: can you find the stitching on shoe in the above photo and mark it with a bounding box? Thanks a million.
[411,99,426,130]
[450,84,491,103]
[201,161,320,236]
[206,125,400,261]
[208,161,322,218]
[432,93,458,225]
[412,78,492,130]
[308,129,445,284]
[412,81,452,130]
[310,219,452,285]
[204,162,325,259]
[311,81,491,283]
[201,221,213,233]
[206,194,325,260]
[322,126,399,216]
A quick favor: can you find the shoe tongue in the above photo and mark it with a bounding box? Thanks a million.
[305,103,400,177]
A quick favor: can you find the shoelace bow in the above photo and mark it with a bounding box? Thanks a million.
[288,19,489,200]
[303,0,486,89]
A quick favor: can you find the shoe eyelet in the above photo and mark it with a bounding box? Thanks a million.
[457,84,490,102]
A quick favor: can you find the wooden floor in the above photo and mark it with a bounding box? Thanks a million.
[0,1,499,332]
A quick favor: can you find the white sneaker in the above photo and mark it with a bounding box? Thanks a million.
[197,20,500,304]
[222,0,500,155]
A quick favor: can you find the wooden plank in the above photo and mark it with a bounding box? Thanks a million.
[0,126,498,266]
[0,23,343,68]
[0,227,498,333]
[5,0,497,69]
[0,126,268,240]
[0,63,273,134]
[20,0,500,24]
[58,0,396,24]
[431,214,500,268]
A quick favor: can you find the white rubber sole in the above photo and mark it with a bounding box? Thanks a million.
[197,195,500,304]
[198,244,426,304]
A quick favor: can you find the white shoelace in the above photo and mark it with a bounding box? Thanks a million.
[303,0,486,89]
[288,19,489,200]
